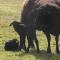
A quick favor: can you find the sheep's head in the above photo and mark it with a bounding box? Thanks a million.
[9,21,18,26]
[10,21,26,29]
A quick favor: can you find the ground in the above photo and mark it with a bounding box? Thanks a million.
[0,0,60,60]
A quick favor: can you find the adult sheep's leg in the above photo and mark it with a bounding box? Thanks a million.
[45,33,51,53]
[34,30,40,53]
[26,28,35,53]
[26,34,34,53]
[55,35,59,53]
[26,28,39,53]
[35,37,39,53]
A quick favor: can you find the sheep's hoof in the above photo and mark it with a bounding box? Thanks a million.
[37,49,40,53]
[56,50,60,54]
[25,48,29,53]
[30,44,35,48]
[47,49,51,54]
[18,46,22,51]
[23,47,26,51]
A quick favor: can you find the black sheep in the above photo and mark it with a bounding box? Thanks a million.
[21,0,60,54]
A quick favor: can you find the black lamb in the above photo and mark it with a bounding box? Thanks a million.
[10,21,26,51]
[5,39,19,51]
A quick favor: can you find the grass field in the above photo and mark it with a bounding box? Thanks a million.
[0,0,60,60]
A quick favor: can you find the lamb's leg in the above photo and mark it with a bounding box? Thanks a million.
[19,33,26,51]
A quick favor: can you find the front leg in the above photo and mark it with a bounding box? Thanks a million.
[34,31,40,53]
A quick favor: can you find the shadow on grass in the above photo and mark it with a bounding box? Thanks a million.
[4,49,60,60]
[24,50,60,60]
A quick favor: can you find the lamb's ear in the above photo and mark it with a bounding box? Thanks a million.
[9,23,13,26]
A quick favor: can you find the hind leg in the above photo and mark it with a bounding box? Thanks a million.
[55,35,59,53]
[45,33,51,53]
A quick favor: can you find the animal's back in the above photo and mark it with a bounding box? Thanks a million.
[21,0,60,25]
[36,5,60,36]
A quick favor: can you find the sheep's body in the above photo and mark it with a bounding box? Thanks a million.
[20,0,60,53]
[21,0,60,25]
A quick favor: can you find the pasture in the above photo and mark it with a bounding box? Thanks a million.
[0,0,60,60]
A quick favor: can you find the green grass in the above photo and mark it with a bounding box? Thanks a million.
[0,0,60,60]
